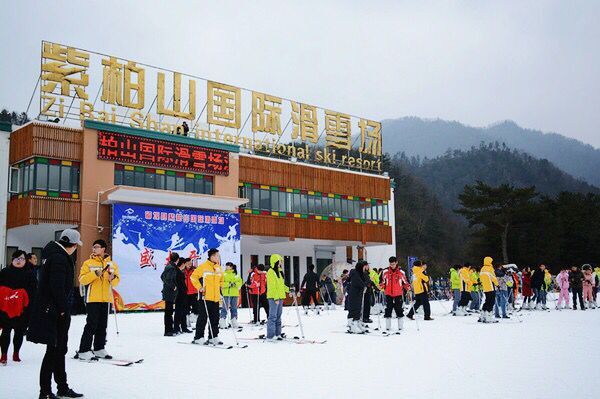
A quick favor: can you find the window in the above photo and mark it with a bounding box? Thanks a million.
[10,167,19,193]
[184,177,194,193]
[251,188,260,209]
[279,191,288,212]
[383,204,389,221]
[123,170,134,186]
[176,176,185,192]
[314,196,322,215]
[48,164,60,191]
[134,171,145,188]
[156,174,165,190]
[195,179,205,194]
[308,196,315,214]
[292,193,300,213]
[145,173,156,189]
[72,167,80,193]
[259,189,270,210]
[300,194,308,214]
[165,175,176,191]
[270,190,279,211]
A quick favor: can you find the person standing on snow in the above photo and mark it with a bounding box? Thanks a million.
[191,249,224,345]
[185,260,198,318]
[449,265,461,315]
[406,261,433,321]
[569,265,585,310]
[582,264,596,309]
[301,264,320,309]
[174,258,191,334]
[161,252,179,336]
[77,239,120,360]
[493,265,510,319]
[531,264,546,310]
[346,260,370,333]
[555,267,570,310]
[478,257,499,323]
[521,267,534,310]
[469,266,481,312]
[219,262,243,329]
[266,254,289,341]
[247,264,269,324]
[455,264,472,316]
[380,256,411,332]
[0,250,37,365]
[28,229,84,399]
[319,274,336,308]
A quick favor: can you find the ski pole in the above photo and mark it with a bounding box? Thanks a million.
[202,295,215,341]
[290,287,305,339]
[359,287,367,325]
[245,284,252,320]
[221,294,242,347]
[107,265,120,335]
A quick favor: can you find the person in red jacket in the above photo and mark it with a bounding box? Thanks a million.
[246,264,269,324]
[521,267,533,310]
[184,261,198,318]
[380,256,411,333]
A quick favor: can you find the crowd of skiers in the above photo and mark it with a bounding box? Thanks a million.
[448,260,599,323]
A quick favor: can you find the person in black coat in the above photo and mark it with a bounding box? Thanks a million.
[0,250,37,364]
[161,252,179,336]
[301,264,320,308]
[346,260,370,333]
[531,264,546,307]
[569,266,585,310]
[174,258,191,334]
[27,229,84,399]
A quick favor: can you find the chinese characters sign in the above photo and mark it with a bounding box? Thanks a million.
[97,131,229,175]
[40,41,383,173]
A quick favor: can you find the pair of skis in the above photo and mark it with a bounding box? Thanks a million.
[238,335,327,345]
[75,356,144,367]
[177,341,248,350]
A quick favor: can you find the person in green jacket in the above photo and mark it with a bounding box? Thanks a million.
[469,268,482,312]
[266,254,289,341]
[449,265,461,314]
[219,262,243,329]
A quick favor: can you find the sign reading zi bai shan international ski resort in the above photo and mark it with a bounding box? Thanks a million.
[38,41,383,173]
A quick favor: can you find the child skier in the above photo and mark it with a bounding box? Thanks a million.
[220,262,243,329]
[380,256,411,332]
[555,267,570,310]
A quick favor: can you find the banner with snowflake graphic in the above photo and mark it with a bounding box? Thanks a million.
[111,203,240,308]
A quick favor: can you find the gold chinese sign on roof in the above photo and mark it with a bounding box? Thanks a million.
[39,41,383,173]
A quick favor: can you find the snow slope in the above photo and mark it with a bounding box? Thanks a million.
[1,301,599,399]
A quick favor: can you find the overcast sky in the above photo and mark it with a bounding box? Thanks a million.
[2,1,599,147]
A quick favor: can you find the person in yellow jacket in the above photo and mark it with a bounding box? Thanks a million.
[456,263,473,316]
[77,239,120,360]
[219,262,243,329]
[266,254,289,341]
[190,248,224,345]
[478,256,499,323]
[406,260,433,321]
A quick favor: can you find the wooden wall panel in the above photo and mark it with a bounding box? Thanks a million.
[7,197,81,229]
[239,155,390,200]
[10,122,82,164]
[240,214,392,244]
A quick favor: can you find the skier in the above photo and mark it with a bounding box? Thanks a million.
[191,248,224,345]
[319,274,336,309]
[161,252,179,336]
[247,264,269,324]
[266,254,289,341]
[594,266,600,305]
[478,257,499,323]
[531,264,546,310]
[469,266,481,312]
[555,267,570,310]
[174,258,191,334]
[569,265,585,310]
[521,267,534,310]
[301,264,320,311]
[493,265,509,319]
[582,264,596,309]
[340,269,350,310]
[449,265,461,315]
[0,250,37,365]
[77,239,121,360]
[406,261,433,321]
[455,264,472,316]
[346,260,370,333]
[380,256,411,332]
[220,262,243,329]
[185,260,198,318]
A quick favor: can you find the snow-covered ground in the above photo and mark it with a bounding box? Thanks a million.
[1,301,599,399]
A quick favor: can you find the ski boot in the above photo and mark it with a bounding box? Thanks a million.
[93,349,112,359]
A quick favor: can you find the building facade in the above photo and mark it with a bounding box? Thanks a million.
[5,120,394,308]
